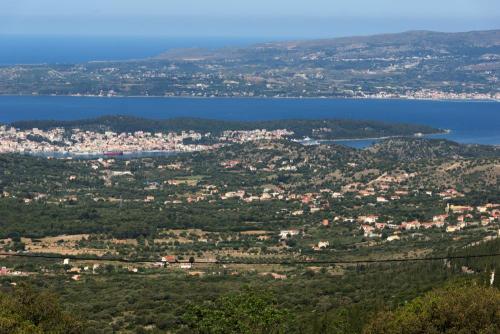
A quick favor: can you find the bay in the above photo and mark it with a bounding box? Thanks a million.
[0,96,498,148]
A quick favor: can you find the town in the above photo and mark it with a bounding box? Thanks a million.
[0,124,292,155]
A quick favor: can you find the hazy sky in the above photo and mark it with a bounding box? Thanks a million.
[1,0,499,38]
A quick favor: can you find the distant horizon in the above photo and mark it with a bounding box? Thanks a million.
[2,23,500,40]
[2,26,500,41]
[1,28,499,66]
[2,0,499,37]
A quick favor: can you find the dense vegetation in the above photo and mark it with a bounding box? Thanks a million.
[182,289,291,334]
[364,282,500,334]
[0,133,499,332]
[370,137,500,160]
[0,270,497,333]
[0,284,81,333]
[0,138,498,240]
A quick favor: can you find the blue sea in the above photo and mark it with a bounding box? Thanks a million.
[0,35,266,65]
[0,96,498,148]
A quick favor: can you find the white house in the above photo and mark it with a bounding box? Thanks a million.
[387,235,400,242]
[317,241,330,249]
[279,229,300,239]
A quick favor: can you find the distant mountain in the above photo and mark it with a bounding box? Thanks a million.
[0,30,499,98]
[156,30,500,60]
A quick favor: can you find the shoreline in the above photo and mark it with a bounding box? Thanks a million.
[297,131,450,145]
[334,129,450,142]
[0,94,498,103]
[322,133,447,143]
[8,132,450,158]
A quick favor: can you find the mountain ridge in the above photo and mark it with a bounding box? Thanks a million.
[155,29,500,60]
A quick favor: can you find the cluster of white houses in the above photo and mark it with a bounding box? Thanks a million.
[355,203,499,239]
[0,125,295,155]
[278,203,500,249]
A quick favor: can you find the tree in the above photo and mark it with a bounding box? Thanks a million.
[363,282,500,334]
[182,289,292,334]
[0,284,82,333]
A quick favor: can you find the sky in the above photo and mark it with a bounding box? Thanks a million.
[1,0,499,38]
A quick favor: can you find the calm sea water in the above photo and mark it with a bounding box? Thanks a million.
[0,36,266,65]
[0,96,498,147]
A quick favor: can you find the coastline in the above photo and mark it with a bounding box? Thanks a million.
[9,131,450,158]
[0,94,498,103]
[296,130,451,146]
[1,97,498,147]
[321,133,449,143]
